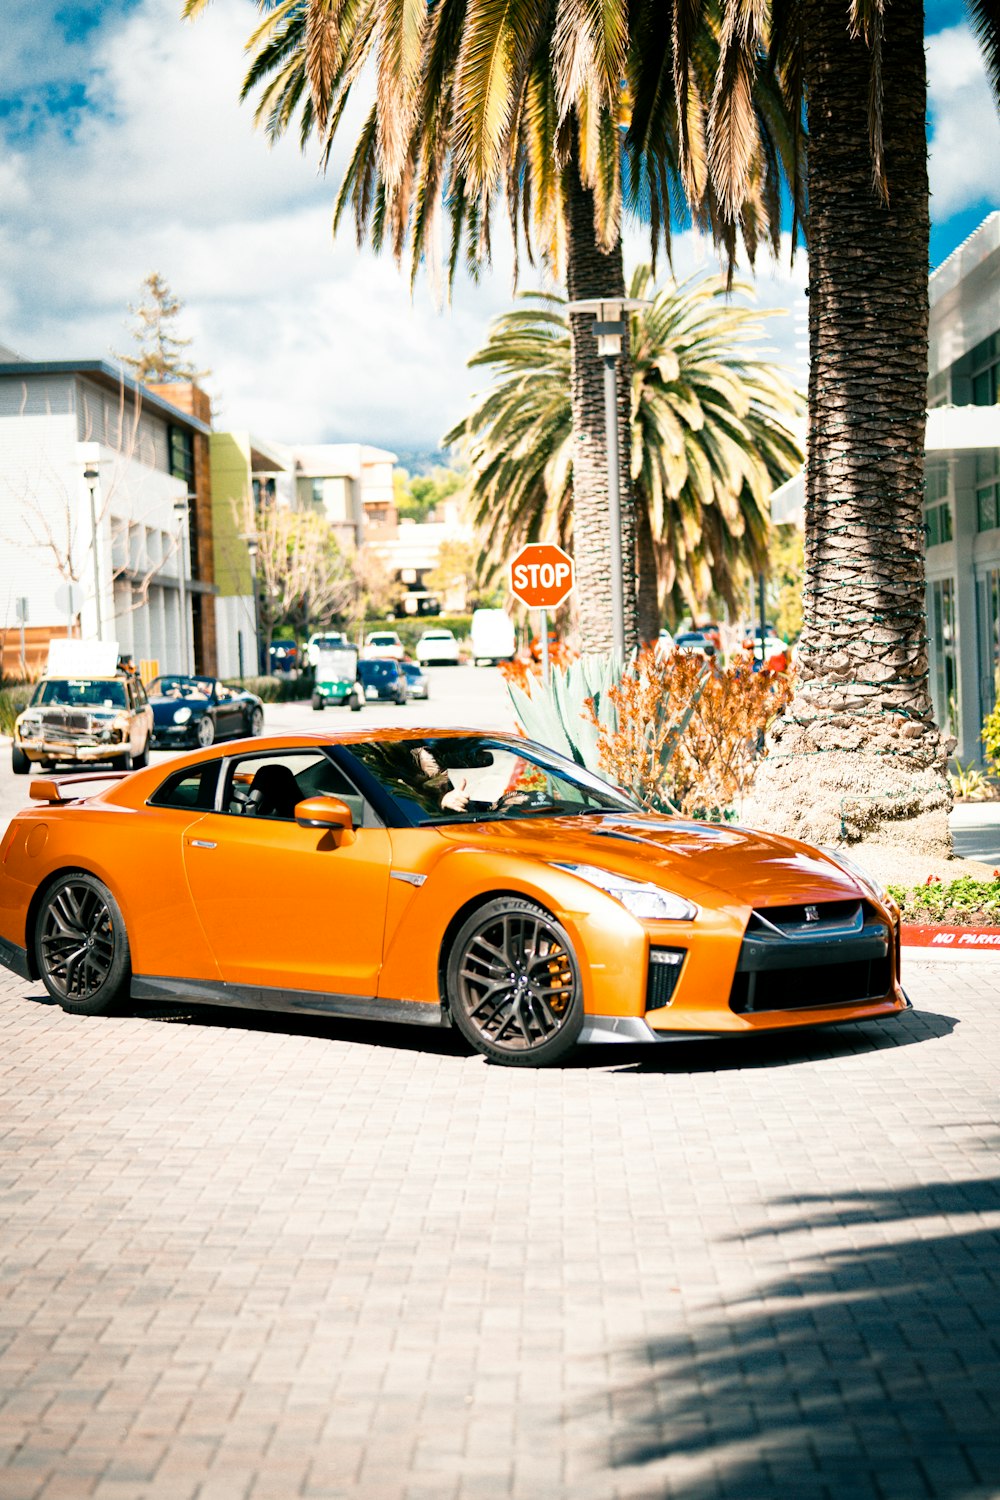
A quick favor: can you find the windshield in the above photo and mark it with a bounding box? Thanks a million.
[33,678,128,709]
[345,735,638,826]
[149,676,213,699]
[358,660,394,682]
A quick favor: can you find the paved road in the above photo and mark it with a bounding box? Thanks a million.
[1,956,998,1500]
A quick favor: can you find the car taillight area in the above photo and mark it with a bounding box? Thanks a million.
[645,947,687,1011]
[730,900,893,1015]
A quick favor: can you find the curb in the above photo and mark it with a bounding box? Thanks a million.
[901,923,1000,956]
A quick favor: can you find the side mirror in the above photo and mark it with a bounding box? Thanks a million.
[295,795,355,836]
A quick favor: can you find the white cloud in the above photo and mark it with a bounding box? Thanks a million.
[0,0,807,451]
[927,23,1000,219]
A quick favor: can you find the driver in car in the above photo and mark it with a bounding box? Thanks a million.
[412,746,538,815]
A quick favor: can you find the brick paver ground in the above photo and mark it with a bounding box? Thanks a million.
[1,957,998,1500]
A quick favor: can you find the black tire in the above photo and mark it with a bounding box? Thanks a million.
[350,691,362,712]
[117,748,134,771]
[445,898,584,1067]
[249,707,264,736]
[395,686,408,706]
[132,738,149,770]
[312,693,324,712]
[34,872,131,1016]
[196,716,215,748]
[12,744,30,775]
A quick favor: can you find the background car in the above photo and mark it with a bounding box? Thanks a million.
[13,663,152,773]
[415,629,461,666]
[357,658,409,704]
[147,676,264,748]
[363,630,406,661]
[400,660,430,700]
[268,640,299,675]
[469,609,515,665]
[673,631,718,658]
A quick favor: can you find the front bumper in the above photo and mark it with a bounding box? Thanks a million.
[151,725,198,747]
[16,738,130,763]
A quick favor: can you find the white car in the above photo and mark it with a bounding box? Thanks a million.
[415,629,461,666]
[363,630,406,661]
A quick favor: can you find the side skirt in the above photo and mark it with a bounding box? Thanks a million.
[130,975,449,1028]
[0,935,32,981]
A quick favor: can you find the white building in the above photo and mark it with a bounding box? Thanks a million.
[0,359,210,678]
[291,444,397,548]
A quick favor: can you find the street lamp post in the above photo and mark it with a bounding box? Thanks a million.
[173,496,191,675]
[566,297,648,663]
[243,535,264,675]
[83,465,103,640]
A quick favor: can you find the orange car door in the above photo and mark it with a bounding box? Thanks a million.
[181,813,393,995]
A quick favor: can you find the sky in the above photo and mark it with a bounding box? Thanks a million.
[1,1,998,457]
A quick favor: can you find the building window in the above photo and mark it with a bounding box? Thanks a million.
[970,334,1000,407]
[930,578,959,741]
[253,476,276,509]
[975,452,1000,532]
[169,426,195,487]
[977,568,1000,733]
[924,463,952,546]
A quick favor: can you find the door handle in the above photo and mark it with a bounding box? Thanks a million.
[187,839,217,849]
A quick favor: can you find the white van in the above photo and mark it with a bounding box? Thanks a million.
[470,609,516,666]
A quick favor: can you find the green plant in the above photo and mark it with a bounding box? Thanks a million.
[982,707,1000,777]
[222,676,309,704]
[0,685,33,736]
[506,654,626,774]
[948,760,996,802]
[887,878,1000,926]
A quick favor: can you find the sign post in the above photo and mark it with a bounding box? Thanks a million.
[508,544,575,686]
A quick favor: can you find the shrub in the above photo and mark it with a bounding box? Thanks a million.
[948,760,996,802]
[505,653,626,771]
[887,877,1000,926]
[591,648,792,819]
[0,685,33,736]
[222,675,309,703]
[361,614,473,654]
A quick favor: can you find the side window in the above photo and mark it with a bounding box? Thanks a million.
[223,752,374,826]
[148,762,220,811]
[134,681,148,708]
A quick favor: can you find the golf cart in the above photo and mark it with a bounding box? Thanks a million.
[311,644,363,712]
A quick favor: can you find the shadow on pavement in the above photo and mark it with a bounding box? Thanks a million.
[589,1158,1000,1498]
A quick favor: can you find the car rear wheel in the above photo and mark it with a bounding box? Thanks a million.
[445,898,584,1067]
[35,873,131,1016]
[133,738,149,769]
[196,717,215,748]
[349,690,362,712]
[12,744,30,775]
[117,748,134,771]
[249,707,264,735]
[312,693,324,712]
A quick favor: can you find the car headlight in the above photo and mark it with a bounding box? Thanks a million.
[820,847,888,904]
[173,707,192,724]
[553,863,697,920]
[18,716,41,739]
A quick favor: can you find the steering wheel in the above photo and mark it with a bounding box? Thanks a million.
[495,789,551,811]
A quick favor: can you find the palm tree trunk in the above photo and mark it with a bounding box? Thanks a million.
[564,135,639,653]
[745,0,952,853]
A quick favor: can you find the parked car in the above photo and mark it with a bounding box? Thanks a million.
[357,658,410,704]
[415,628,461,666]
[306,632,349,667]
[400,660,430,700]
[470,609,516,666]
[673,631,717,658]
[0,728,907,1070]
[12,639,153,774]
[363,631,406,661]
[311,646,363,712]
[148,676,265,749]
[268,640,299,674]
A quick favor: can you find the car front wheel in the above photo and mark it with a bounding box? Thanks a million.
[12,744,30,775]
[249,707,264,735]
[35,872,132,1016]
[445,898,584,1067]
[196,717,215,748]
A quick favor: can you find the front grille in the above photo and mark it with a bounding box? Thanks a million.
[730,901,892,1015]
[646,948,686,1011]
[40,709,94,740]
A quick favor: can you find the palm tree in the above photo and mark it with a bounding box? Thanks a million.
[184,0,801,651]
[664,0,1000,854]
[445,265,803,627]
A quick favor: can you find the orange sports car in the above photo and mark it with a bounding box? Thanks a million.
[0,729,907,1067]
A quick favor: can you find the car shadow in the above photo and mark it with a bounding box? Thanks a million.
[577,1154,1000,1497]
[573,1007,959,1075]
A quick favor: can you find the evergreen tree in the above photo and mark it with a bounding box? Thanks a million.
[120,273,207,384]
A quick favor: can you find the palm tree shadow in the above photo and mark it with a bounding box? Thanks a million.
[591,1155,1000,1497]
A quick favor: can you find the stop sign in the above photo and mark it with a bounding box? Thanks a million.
[509,543,575,610]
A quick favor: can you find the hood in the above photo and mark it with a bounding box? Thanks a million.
[150,696,208,722]
[436,812,864,910]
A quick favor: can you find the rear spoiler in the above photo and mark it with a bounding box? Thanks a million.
[29,771,133,805]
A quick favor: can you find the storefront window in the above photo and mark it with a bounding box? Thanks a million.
[975,453,1000,532]
[977,569,1000,732]
[930,578,959,741]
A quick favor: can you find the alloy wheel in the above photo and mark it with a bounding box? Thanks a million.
[39,880,116,1001]
[451,903,580,1059]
